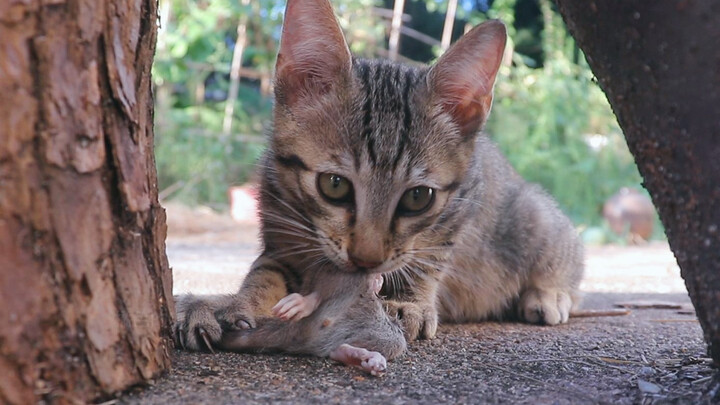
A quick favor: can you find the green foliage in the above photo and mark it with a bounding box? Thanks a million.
[153,0,278,206]
[489,57,642,226]
[483,0,645,232]
[153,0,381,207]
[153,0,654,240]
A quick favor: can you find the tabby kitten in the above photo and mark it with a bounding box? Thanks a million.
[174,0,584,350]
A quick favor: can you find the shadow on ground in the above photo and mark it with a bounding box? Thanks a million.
[120,293,715,404]
[118,205,717,404]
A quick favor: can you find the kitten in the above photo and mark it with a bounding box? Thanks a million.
[174,0,583,349]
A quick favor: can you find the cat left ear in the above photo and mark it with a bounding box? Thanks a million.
[427,20,507,137]
[274,0,352,107]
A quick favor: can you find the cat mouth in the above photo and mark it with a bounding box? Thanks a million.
[345,259,397,275]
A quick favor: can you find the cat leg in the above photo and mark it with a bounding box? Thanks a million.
[174,255,291,351]
[174,294,235,352]
[519,288,573,325]
[383,273,440,340]
[272,292,320,321]
[329,343,387,376]
[502,185,584,326]
[517,229,583,325]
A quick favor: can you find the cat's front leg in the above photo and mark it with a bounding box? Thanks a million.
[384,299,438,340]
[382,267,442,340]
[519,288,574,325]
[174,293,237,352]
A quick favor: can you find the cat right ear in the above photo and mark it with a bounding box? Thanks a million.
[274,0,352,107]
[427,20,507,137]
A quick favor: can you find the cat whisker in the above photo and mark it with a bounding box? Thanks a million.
[410,256,452,277]
[305,255,332,272]
[384,270,402,296]
[430,223,455,233]
[262,211,315,234]
[406,246,449,255]
[262,226,315,241]
[393,264,417,289]
[262,190,315,227]
[403,264,433,282]
[451,196,485,208]
[267,245,326,261]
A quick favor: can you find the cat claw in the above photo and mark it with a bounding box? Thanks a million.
[175,326,186,350]
[198,327,216,354]
[235,319,252,330]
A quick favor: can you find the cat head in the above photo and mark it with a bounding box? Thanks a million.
[262,0,506,274]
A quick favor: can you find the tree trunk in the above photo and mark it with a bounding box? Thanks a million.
[0,1,173,403]
[553,0,720,367]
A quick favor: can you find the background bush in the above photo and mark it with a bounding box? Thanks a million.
[153,0,655,238]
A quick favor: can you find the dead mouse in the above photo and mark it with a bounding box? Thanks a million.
[216,271,406,376]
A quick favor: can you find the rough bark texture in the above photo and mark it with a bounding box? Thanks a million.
[0,1,173,403]
[554,1,720,367]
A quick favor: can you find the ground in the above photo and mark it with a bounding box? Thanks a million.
[118,204,717,404]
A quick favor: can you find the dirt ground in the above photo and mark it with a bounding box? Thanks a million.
[118,204,718,404]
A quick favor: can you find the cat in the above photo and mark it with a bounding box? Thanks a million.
[174,0,584,350]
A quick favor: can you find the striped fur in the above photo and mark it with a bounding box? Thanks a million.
[174,0,584,354]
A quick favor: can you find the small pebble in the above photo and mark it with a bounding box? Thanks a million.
[638,379,662,394]
[639,366,655,376]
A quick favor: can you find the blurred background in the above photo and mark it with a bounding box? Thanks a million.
[153,0,663,245]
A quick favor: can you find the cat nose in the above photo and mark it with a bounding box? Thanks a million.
[348,255,383,270]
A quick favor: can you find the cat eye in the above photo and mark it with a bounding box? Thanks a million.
[317,173,353,204]
[397,186,435,215]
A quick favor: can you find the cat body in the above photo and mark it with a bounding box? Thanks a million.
[174,0,583,352]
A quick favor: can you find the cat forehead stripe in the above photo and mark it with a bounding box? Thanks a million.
[353,59,422,173]
[276,154,310,171]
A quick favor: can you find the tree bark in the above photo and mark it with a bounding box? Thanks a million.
[553,0,720,368]
[0,1,173,403]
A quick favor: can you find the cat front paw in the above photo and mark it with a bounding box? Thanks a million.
[385,300,438,340]
[174,295,222,352]
[174,294,256,352]
[519,288,572,325]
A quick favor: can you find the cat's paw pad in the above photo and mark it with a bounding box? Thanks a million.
[216,307,256,332]
[385,301,438,340]
[272,293,317,321]
[174,295,223,352]
[519,288,572,325]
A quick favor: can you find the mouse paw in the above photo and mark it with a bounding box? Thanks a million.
[519,288,572,325]
[361,352,388,377]
[272,292,319,321]
[330,344,388,377]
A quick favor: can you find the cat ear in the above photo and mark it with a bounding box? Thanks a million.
[274,0,352,107]
[427,20,507,137]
